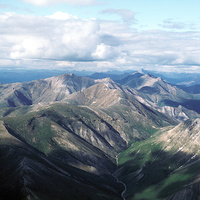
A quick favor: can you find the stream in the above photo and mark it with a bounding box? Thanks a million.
[111,156,127,200]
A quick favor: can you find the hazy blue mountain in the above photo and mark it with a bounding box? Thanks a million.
[0,69,94,84]
[143,71,200,85]
[0,68,200,86]
[177,84,200,94]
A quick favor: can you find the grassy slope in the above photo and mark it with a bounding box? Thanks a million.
[3,103,123,153]
[0,102,177,200]
[117,127,200,200]
[0,103,128,199]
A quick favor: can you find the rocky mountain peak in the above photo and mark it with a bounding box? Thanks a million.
[95,77,121,90]
[46,73,76,82]
[138,69,146,74]
[160,118,200,154]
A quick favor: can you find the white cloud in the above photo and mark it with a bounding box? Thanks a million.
[22,0,99,6]
[0,12,200,72]
[92,43,113,60]
[10,36,49,59]
[0,12,117,62]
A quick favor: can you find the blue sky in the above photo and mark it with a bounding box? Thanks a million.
[0,0,200,72]
[2,0,200,29]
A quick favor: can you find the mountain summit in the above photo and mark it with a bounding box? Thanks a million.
[0,73,95,107]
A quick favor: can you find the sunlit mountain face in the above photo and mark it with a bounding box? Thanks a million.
[1,71,200,200]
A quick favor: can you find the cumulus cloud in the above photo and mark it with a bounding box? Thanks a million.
[0,12,200,72]
[0,12,117,62]
[22,0,99,6]
[92,43,114,60]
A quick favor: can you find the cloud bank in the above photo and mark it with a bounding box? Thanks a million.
[0,12,200,72]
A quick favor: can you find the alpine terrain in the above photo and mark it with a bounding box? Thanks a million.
[1,72,200,200]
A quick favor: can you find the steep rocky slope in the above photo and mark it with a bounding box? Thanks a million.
[117,119,200,200]
[157,105,200,122]
[0,102,129,200]
[0,72,199,123]
[118,72,200,122]
[3,103,127,175]
[0,73,95,107]
[65,78,176,142]
[0,122,123,200]
[119,72,196,104]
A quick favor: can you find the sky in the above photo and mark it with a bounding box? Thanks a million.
[0,0,200,73]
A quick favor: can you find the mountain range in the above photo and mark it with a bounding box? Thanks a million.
[1,71,200,199]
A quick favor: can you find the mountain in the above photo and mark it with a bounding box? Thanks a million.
[116,118,200,200]
[138,71,200,85]
[0,73,177,143]
[177,84,200,94]
[1,72,200,200]
[118,72,200,121]
[3,103,127,171]
[0,69,96,84]
[0,118,123,200]
[118,72,192,100]
[0,73,95,108]
[177,75,200,86]
[65,78,176,142]
[157,105,200,122]
[0,73,178,200]
[1,102,129,200]
[0,99,174,199]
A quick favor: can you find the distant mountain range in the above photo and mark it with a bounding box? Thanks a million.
[1,69,200,86]
[1,71,200,199]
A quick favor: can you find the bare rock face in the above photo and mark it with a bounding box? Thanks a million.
[159,118,200,154]
[65,78,176,142]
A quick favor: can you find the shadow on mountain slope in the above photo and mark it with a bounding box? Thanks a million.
[0,144,123,200]
[163,99,200,114]
[117,147,200,200]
